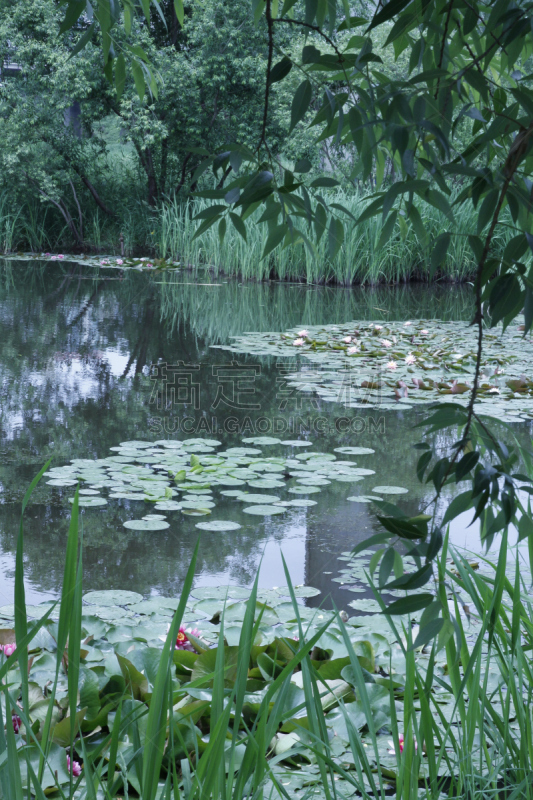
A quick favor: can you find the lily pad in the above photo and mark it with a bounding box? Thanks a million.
[248,479,286,489]
[280,440,313,447]
[123,519,170,531]
[242,505,286,516]
[142,514,167,521]
[195,521,242,531]
[154,501,183,511]
[47,479,78,487]
[242,436,281,445]
[347,495,384,503]
[334,447,375,455]
[237,494,281,504]
[288,486,321,494]
[83,590,143,607]
[69,496,108,507]
[372,485,409,495]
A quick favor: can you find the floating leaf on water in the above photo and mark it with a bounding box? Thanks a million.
[109,492,146,500]
[220,490,246,497]
[154,501,183,511]
[242,505,286,515]
[237,493,281,504]
[120,441,152,448]
[215,477,246,486]
[242,436,281,445]
[83,590,143,607]
[195,521,242,531]
[275,499,318,507]
[372,485,409,494]
[79,489,100,495]
[47,479,78,487]
[280,440,314,447]
[182,508,211,516]
[123,519,170,531]
[275,585,321,598]
[288,486,321,494]
[142,514,167,521]
[334,447,375,455]
[69,497,108,507]
[248,479,286,489]
[181,500,216,509]
[347,495,384,503]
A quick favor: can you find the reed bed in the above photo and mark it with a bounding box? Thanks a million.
[2,189,521,285]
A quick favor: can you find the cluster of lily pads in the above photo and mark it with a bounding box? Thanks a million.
[0,575,458,795]
[0,253,181,270]
[42,436,409,531]
[213,319,533,421]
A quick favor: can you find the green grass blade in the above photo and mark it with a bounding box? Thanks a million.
[142,539,199,800]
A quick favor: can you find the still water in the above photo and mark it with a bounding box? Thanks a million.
[0,261,523,610]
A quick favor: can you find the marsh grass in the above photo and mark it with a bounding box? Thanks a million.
[1,190,522,285]
[2,469,533,799]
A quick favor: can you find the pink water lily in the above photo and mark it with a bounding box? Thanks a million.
[347,346,359,355]
[116,258,124,265]
[298,329,309,337]
[373,324,383,330]
[176,626,200,651]
[405,353,416,365]
[386,361,397,370]
[381,339,392,348]
[1,642,16,657]
[404,321,412,326]
[420,329,429,335]
[293,338,305,346]
[342,336,352,343]
[12,713,21,733]
[67,755,82,776]
[388,735,417,754]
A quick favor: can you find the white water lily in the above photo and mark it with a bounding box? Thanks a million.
[293,338,305,346]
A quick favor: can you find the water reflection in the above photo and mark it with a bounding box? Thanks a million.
[0,261,524,608]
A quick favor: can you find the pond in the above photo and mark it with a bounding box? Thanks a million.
[0,261,529,611]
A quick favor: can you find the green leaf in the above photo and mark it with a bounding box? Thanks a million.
[442,491,473,526]
[115,54,126,101]
[229,212,247,243]
[290,80,313,132]
[131,61,146,101]
[262,226,286,259]
[328,217,344,259]
[59,0,86,34]
[411,617,444,650]
[69,22,96,58]
[270,57,292,83]
[174,0,184,26]
[384,593,434,615]
[430,232,451,277]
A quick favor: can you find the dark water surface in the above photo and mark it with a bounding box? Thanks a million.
[0,261,522,610]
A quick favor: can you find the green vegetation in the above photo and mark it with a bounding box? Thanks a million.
[3,468,533,799]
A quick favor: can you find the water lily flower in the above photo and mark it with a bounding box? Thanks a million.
[293,338,305,346]
[388,735,416,755]
[57,254,64,259]
[146,262,154,268]
[347,346,359,355]
[67,755,82,776]
[298,329,309,337]
[116,259,124,265]
[12,713,21,734]
[380,339,392,348]
[405,353,416,365]
[404,321,412,326]
[420,329,429,335]
[1,642,16,657]
[373,324,383,331]
[342,336,352,343]
[44,252,51,257]
[176,626,200,651]
[386,361,397,370]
